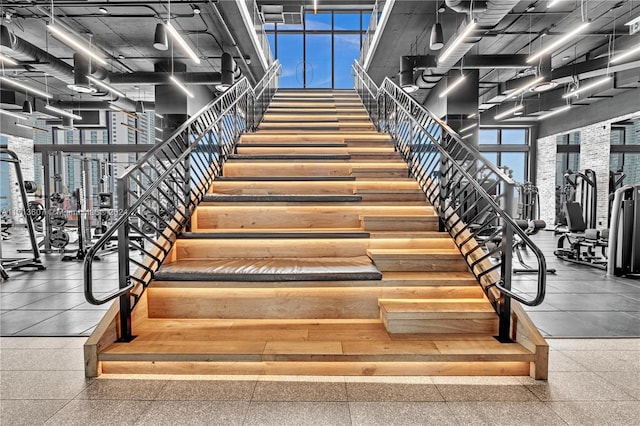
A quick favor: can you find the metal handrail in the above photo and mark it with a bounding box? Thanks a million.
[352,60,546,339]
[84,61,280,339]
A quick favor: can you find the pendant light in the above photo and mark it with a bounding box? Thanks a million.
[153,23,168,51]
[430,3,444,51]
[22,99,33,114]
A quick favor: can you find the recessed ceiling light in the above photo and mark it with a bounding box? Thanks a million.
[99,7,108,14]
[193,5,201,14]
[117,55,125,60]
[563,56,571,61]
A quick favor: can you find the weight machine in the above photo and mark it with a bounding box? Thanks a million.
[0,148,46,279]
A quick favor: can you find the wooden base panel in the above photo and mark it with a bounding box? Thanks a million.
[100,360,532,376]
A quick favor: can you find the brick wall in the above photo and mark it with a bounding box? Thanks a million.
[536,112,638,228]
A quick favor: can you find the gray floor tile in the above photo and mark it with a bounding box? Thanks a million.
[434,383,538,402]
[0,292,58,310]
[540,293,640,312]
[0,399,68,426]
[251,380,347,402]
[156,379,256,401]
[44,399,151,426]
[0,310,62,335]
[0,348,84,371]
[447,401,567,426]
[135,400,248,426]
[526,311,640,337]
[548,338,640,351]
[521,371,636,401]
[547,401,640,425]
[18,292,92,310]
[16,310,107,336]
[562,350,640,372]
[349,401,458,426]
[346,382,443,401]
[244,401,350,426]
[78,379,168,400]
[0,370,92,399]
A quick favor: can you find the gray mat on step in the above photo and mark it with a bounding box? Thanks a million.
[154,256,383,281]
[202,194,362,203]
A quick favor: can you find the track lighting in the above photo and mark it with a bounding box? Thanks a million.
[45,104,83,120]
[86,76,126,98]
[439,74,466,98]
[459,123,477,133]
[527,22,589,63]
[461,133,473,139]
[538,105,571,120]
[494,104,523,120]
[15,122,49,133]
[439,19,477,63]
[165,21,201,64]
[0,76,52,99]
[610,44,640,64]
[504,77,544,100]
[47,24,107,65]
[170,75,195,98]
[153,23,168,51]
[562,76,611,99]
[0,109,27,120]
[0,52,17,65]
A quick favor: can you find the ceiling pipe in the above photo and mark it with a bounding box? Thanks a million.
[52,100,155,111]
[107,72,224,85]
[0,25,74,84]
[445,0,488,14]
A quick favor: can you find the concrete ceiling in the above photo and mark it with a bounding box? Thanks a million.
[365,0,640,123]
[0,0,266,110]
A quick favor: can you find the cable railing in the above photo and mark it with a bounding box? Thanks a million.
[84,61,281,341]
[353,60,546,340]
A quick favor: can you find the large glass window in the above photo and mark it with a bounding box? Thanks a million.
[478,128,530,183]
[610,121,640,186]
[266,10,370,89]
[556,132,581,187]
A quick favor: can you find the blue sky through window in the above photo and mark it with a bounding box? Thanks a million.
[267,11,367,89]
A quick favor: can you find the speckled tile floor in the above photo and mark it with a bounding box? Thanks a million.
[0,337,638,425]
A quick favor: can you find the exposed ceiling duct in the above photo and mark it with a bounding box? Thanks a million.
[0,25,74,84]
[445,0,487,14]
[417,0,522,90]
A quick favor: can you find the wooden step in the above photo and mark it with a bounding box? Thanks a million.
[367,248,469,272]
[239,133,392,144]
[361,214,439,231]
[214,176,356,181]
[234,146,396,155]
[193,205,434,230]
[96,318,533,375]
[357,188,426,202]
[227,153,351,161]
[223,161,407,178]
[379,298,499,335]
[201,194,362,203]
[180,230,370,239]
[146,286,486,320]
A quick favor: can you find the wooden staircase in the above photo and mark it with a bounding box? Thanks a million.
[86,89,548,378]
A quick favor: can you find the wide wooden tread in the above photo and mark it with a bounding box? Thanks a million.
[379,298,497,319]
[99,319,533,363]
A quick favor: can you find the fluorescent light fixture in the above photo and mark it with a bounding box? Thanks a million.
[0,53,17,65]
[494,104,524,120]
[439,19,477,63]
[439,74,466,98]
[459,123,477,133]
[155,113,164,119]
[527,22,589,63]
[362,0,396,70]
[504,77,544,99]
[170,75,194,98]
[547,0,566,8]
[461,133,473,139]
[562,76,612,98]
[47,24,107,65]
[165,22,201,64]
[313,0,318,13]
[0,109,27,120]
[0,76,53,99]
[155,137,163,142]
[45,104,83,120]
[15,122,49,133]
[610,44,640,64]
[154,126,162,132]
[467,113,478,119]
[86,76,126,98]
[538,105,571,120]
